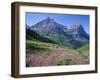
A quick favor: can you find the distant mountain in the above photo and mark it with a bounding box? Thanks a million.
[27,17,89,49]
[65,24,89,42]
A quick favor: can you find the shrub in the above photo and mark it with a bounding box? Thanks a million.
[57,58,72,65]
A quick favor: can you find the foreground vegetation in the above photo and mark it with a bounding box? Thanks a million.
[26,29,89,67]
[26,39,89,67]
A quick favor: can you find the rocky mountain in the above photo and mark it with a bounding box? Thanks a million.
[29,17,72,47]
[27,17,89,49]
[65,24,89,42]
[30,17,67,36]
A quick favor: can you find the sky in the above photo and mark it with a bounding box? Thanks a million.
[26,12,90,34]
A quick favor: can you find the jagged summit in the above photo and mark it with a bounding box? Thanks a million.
[30,17,66,36]
[46,17,54,20]
[67,24,86,34]
[68,24,83,30]
[43,17,55,23]
[66,24,89,41]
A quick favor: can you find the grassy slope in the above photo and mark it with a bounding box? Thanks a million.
[26,29,89,67]
[77,44,89,61]
[26,39,65,52]
[26,28,65,52]
[45,32,87,49]
[26,39,89,67]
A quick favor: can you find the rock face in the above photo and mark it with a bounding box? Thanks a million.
[27,17,89,49]
[66,24,89,42]
[30,17,66,37]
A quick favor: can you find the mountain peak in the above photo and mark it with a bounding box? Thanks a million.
[67,24,87,34]
[46,17,52,19]
[45,17,55,23]
[66,24,89,41]
[30,17,67,38]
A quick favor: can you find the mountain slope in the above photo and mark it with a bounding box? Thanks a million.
[77,44,89,58]
[28,17,89,49]
[26,28,56,44]
[30,17,74,47]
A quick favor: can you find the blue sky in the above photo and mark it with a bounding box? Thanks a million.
[26,12,90,34]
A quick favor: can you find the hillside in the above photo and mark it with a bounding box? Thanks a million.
[26,40,88,67]
[26,28,56,44]
[77,44,89,57]
[77,44,89,63]
[26,28,89,67]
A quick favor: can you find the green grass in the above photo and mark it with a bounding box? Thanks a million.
[26,40,49,53]
[26,39,67,53]
[77,44,89,58]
